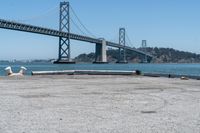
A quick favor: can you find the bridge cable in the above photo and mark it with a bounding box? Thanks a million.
[69,5,96,38]
[15,5,58,23]
[109,33,119,44]
[70,17,87,36]
[126,33,134,48]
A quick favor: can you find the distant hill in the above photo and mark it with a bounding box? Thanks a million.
[74,47,200,63]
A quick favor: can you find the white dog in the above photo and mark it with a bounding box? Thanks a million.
[5,66,27,76]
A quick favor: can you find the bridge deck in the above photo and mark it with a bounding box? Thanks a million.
[0,19,152,58]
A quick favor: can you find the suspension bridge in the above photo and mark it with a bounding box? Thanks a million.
[0,1,153,64]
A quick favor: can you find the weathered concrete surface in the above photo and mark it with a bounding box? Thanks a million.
[0,75,199,133]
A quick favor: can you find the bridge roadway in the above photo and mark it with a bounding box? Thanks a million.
[0,19,152,58]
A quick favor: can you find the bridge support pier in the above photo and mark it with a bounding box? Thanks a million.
[116,48,128,64]
[93,39,108,64]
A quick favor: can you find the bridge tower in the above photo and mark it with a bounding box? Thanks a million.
[54,1,75,64]
[116,28,128,63]
[141,40,148,63]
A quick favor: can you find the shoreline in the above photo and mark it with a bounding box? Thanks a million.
[0,71,200,80]
[143,72,200,80]
[1,63,200,78]
[30,70,200,80]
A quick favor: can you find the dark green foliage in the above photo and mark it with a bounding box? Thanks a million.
[74,53,95,62]
[74,48,200,63]
[141,47,200,63]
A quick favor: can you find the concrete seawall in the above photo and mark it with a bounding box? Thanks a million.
[31,70,200,80]
[32,70,140,76]
[143,72,200,80]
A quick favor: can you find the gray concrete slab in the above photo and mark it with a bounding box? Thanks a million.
[0,75,199,133]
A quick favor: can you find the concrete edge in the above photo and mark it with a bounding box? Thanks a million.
[31,70,139,76]
[143,73,200,80]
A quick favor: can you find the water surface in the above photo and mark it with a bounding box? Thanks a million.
[0,63,200,76]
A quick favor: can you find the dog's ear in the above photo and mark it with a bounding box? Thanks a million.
[5,66,13,76]
[19,66,27,75]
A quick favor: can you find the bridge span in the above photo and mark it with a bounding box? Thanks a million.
[0,1,153,63]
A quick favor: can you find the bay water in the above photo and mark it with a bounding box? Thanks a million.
[0,63,200,76]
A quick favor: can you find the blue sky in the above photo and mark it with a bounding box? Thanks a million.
[0,0,199,60]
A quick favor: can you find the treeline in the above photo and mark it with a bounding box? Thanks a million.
[144,47,200,63]
[74,47,200,63]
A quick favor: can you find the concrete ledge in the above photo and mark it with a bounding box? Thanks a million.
[143,73,200,80]
[75,70,137,75]
[32,70,139,76]
[31,70,75,76]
